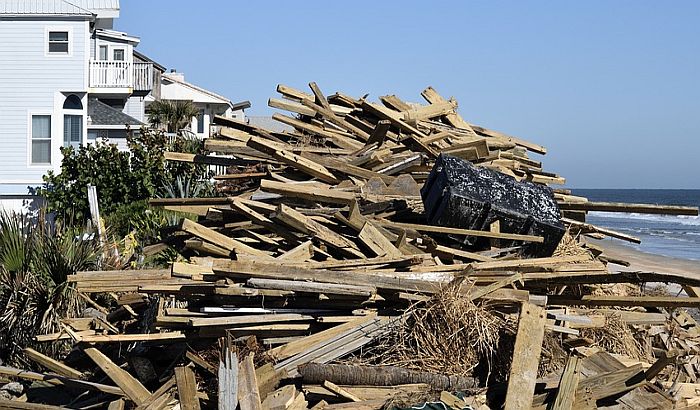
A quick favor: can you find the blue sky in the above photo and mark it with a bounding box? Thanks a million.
[118,1,700,189]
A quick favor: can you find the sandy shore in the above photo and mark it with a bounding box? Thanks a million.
[588,238,700,277]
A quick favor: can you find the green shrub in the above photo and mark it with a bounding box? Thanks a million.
[40,128,214,223]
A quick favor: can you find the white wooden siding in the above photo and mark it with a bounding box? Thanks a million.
[124,96,145,122]
[0,18,89,194]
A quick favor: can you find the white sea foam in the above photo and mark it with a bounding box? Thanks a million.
[587,211,700,226]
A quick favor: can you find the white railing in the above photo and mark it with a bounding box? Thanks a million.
[89,60,133,88]
[133,62,153,91]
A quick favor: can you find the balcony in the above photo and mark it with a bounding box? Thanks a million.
[88,60,153,92]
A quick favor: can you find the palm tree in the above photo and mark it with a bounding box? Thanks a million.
[147,100,200,133]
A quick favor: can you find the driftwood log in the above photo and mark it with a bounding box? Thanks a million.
[299,363,479,391]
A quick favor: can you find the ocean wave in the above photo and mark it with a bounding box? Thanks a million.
[587,211,700,226]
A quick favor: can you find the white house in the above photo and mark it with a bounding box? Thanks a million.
[0,0,239,212]
[158,71,250,139]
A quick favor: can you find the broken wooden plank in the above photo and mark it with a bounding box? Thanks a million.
[83,347,151,405]
[504,303,546,410]
[238,354,263,410]
[23,347,83,379]
[551,355,582,410]
[175,366,201,410]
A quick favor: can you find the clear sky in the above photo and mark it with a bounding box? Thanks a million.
[117,1,700,189]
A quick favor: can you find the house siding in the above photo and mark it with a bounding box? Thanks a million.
[124,95,145,122]
[0,17,89,195]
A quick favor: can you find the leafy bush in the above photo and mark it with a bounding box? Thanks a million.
[40,128,214,223]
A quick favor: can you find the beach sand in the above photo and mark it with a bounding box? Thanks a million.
[589,238,700,277]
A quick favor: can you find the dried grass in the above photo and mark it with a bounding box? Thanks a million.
[552,229,590,258]
[357,284,515,381]
[579,311,649,361]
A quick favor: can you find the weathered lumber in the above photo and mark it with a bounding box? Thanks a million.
[274,204,365,258]
[268,315,377,360]
[83,347,151,405]
[175,366,201,410]
[260,179,355,205]
[180,218,274,260]
[323,380,363,402]
[375,220,545,243]
[504,303,546,410]
[247,278,374,297]
[275,317,399,377]
[562,217,641,243]
[248,136,340,183]
[190,313,313,328]
[558,201,699,216]
[238,354,263,410]
[551,355,581,410]
[547,295,700,308]
[0,364,124,396]
[219,348,238,410]
[23,347,83,379]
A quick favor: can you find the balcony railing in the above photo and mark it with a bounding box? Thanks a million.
[134,62,153,91]
[89,60,153,91]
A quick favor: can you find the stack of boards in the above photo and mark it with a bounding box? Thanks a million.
[3,82,700,409]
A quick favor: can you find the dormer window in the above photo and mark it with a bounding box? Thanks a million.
[48,31,69,54]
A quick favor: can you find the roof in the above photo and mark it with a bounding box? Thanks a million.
[133,50,166,72]
[69,0,119,10]
[161,73,234,108]
[95,28,139,45]
[88,98,143,127]
[0,0,94,16]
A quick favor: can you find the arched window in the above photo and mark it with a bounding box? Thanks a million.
[63,94,83,110]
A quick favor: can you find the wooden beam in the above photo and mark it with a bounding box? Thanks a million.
[551,355,581,410]
[547,295,700,308]
[275,204,365,258]
[0,364,124,397]
[260,179,356,205]
[374,220,545,243]
[83,347,150,405]
[238,354,263,410]
[23,347,83,379]
[559,201,698,216]
[175,366,201,410]
[247,136,340,183]
[180,218,274,260]
[503,303,546,410]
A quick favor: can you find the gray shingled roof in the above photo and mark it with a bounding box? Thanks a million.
[0,0,94,15]
[88,98,143,127]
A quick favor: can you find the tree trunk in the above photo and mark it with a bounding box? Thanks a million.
[298,363,478,391]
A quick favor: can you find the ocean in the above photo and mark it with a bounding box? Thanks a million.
[571,189,700,261]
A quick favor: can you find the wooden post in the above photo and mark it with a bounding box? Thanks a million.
[503,303,546,410]
[551,355,581,410]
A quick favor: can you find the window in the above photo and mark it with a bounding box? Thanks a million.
[113,49,125,61]
[63,94,83,110]
[99,45,108,60]
[197,111,205,134]
[64,115,82,149]
[48,31,69,53]
[31,115,51,164]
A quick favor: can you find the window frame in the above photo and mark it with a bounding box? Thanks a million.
[113,48,125,61]
[63,114,84,150]
[98,45,108,61]
[45,27,72,57]
[27,112,53,167]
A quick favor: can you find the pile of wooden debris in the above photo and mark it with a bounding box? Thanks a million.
[3,83,700,409]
